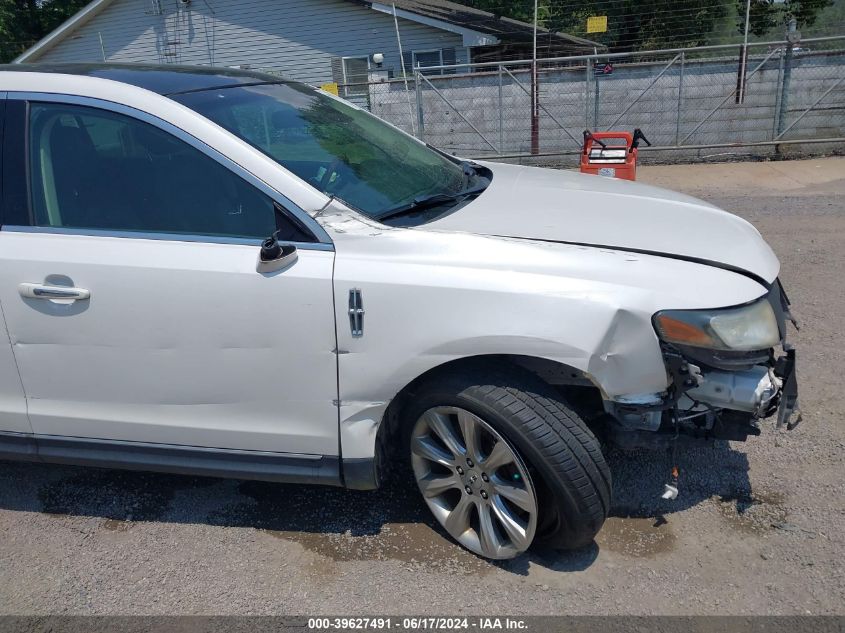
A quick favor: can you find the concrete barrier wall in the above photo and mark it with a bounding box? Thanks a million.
[365,50,845,162]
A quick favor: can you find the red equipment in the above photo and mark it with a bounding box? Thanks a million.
[580,129,651,181]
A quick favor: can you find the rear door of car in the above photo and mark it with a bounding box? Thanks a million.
[0,93,339,468]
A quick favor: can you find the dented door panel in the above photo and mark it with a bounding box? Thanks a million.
[0,303,30,437]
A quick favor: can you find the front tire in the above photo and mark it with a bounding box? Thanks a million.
[404,363,611,559]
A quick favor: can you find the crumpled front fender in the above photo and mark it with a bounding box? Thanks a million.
[322,208,771,471]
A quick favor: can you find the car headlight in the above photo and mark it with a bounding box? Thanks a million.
[653,299,780,351]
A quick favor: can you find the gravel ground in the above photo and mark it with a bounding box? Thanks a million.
[0,158,843,615]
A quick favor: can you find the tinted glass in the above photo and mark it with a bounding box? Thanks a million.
[173,83,467,222]
[28,103,278,239]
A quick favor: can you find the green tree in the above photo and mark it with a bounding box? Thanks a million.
[0,0,89,63]
[739,0,833,37]
[465,0,733,52]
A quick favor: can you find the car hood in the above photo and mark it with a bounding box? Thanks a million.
[426,162,779,283]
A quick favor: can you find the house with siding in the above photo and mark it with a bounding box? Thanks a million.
[14,0,600,90]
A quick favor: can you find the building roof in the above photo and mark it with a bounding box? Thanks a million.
[14,0,602,64]
[357,1,602,52]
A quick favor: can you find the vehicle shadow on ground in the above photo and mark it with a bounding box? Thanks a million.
[0,441,751,575]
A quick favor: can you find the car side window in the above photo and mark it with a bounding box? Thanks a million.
[28,102,309,241]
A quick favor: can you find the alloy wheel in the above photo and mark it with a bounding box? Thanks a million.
[410,406,538,559]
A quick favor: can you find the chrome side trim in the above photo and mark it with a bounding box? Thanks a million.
[348,288,364,337]
[6,90,333,245]
[0,225,334,251]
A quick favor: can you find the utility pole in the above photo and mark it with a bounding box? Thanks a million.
[740,0,788,103]
[738,0,751,103]
[531,0,539,155]
[777,18,798,138]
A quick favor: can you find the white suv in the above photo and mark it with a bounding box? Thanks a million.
[0,64,799,560]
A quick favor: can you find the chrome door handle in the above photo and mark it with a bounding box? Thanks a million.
[19,283,91,301]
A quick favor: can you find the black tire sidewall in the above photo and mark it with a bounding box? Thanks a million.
[402,375,606,550]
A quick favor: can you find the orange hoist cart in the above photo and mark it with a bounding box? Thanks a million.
[580,129,650,181]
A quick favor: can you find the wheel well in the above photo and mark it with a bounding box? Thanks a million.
[374,354,604,478]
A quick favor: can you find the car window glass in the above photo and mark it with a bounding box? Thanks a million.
[28,103,283,240]
[173,83,468,221]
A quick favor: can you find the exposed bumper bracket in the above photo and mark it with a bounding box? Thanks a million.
[775,345,801,430]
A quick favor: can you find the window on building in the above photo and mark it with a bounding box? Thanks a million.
[402,48,457,77]
[412,50,443,76]
[341,56,370,96]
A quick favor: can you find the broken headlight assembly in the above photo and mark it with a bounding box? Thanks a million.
[653,298,780,352]
[650,292,799,432]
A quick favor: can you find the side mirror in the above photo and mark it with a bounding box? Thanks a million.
[257,235,298,273]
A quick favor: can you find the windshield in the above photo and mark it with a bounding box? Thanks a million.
[173,82,480,225]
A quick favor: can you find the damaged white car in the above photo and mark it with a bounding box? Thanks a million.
[0,65,800,560]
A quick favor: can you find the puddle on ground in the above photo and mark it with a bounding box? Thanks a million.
[595,515,676,557]
[217,479,501,573]
[101,519,134,532]
[261,521,491,572]
[714,490,787,534]
[38,468,214,522]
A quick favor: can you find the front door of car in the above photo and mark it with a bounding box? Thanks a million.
[0,96,33,446]
[0,97,338,457]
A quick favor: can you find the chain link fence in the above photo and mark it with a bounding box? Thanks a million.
[338,35,845,164]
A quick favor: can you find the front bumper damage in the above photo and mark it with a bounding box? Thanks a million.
[605,347,800,448]
[605,280,801,449]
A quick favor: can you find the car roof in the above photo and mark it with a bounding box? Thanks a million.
[0,63,288,96]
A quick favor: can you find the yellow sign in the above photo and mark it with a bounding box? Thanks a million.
[320,82,339,96]
[586,15,608,34]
